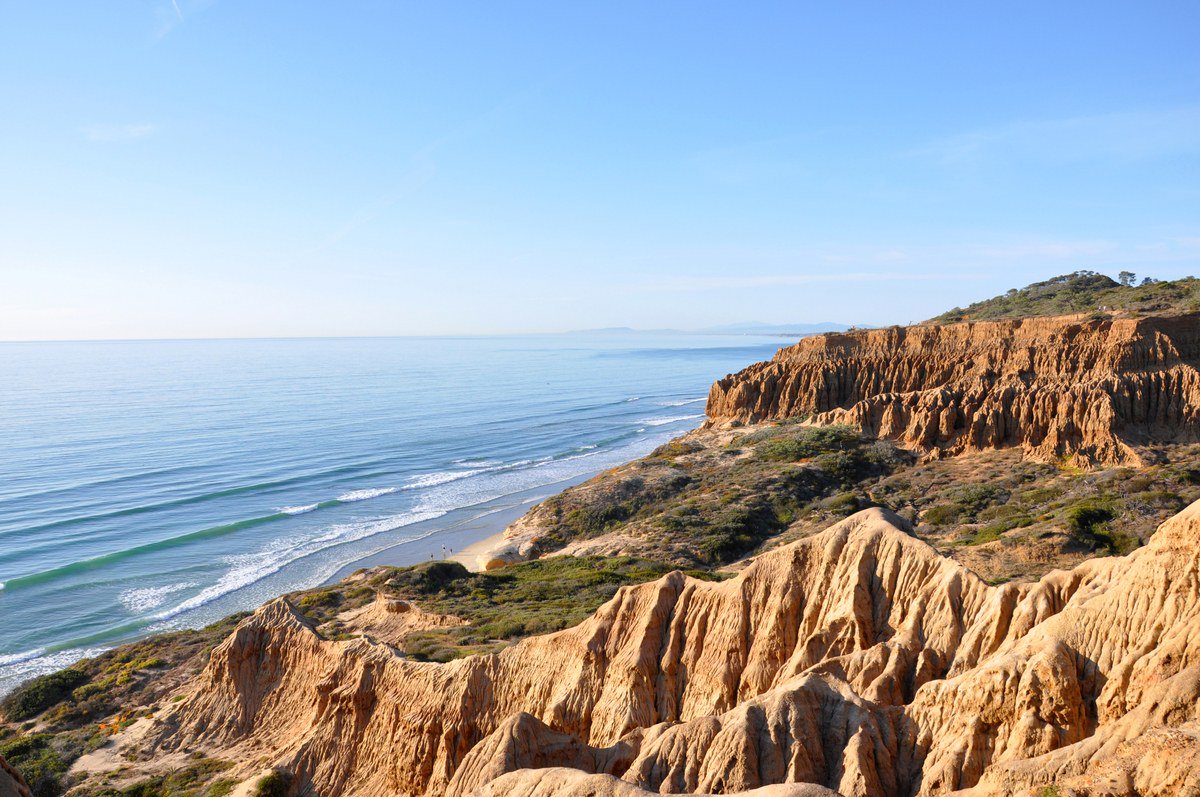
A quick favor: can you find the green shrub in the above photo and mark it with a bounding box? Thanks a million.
[88,759,236,797]
[0,734,67,797]
[945,484,1007,516]
[296,590,339,612]
[2,668,88,722]
[651,440,703,458]
[929,272,1200,324]
[923,504,961,526]
[755,425,859,461]
[825,493,864,517]
[1171,466,1200,485]
[1016,486,1062,505]
[386,561,471,594]
[253,769,291,797]
[814,451,863,484]
[1065,502,1115,538]
[1063,500,1138,553]
[974,527,1003,545]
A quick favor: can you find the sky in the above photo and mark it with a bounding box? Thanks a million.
[1,2,1198,340]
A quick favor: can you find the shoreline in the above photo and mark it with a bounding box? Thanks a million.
[0,470,601,697]
[324,470,598,583]
[450,530,508,571]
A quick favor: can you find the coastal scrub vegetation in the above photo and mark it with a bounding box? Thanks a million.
[1,669,88,723]
[931,271,1200,323]
[292,556,725,662]
[865,448,1198,580]
[0,733,69,797]
[251,769,291,797]
[71,757,236,797]
[516,426,1200,585]
[0,615,247,797]
[514,423,912,566]
[5,436,1197,794]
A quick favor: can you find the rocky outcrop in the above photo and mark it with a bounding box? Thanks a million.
[705,314,1200,466]
[144,502,1200,796]
[466,769,840,797]
[335,592,467,646]
[0,756,32,797]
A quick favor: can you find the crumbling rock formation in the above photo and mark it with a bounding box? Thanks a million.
[705,314,1200,466]
[0,756,32,797]
[335,592,467,646]
[466,769,841,797]
[143,501,1200,796]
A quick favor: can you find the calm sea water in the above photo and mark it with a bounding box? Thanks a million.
[0,333,781,692]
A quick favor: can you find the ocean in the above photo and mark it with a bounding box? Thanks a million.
[0,332,781,693]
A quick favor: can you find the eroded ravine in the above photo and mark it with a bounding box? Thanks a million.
[139,503,1200,796]
[705,315,1200,467]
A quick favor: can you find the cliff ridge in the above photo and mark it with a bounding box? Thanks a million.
[705,314,1200,467]
[128,502,1200,796]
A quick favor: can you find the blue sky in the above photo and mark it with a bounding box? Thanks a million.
[2,2,1198,339]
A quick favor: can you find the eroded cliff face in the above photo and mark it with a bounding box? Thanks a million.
[0,756,32,797]
[705,315,1200,466]
[141,503,1200,796]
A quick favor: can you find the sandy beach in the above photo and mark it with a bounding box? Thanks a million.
[325,470,599,582]
[449,530,508,571]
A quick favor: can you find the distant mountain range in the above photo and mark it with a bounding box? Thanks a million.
[697,321,848,335]
[569,322,848,337]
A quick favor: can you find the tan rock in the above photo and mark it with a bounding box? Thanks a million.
[465,768,840,797]
[0,755,32,797]
[704,315,1200,467]
[142,503,1200,796]
[336,592,467,646]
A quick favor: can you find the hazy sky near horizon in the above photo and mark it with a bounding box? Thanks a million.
[2,2,1199,340]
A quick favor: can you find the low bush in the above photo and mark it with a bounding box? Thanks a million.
[253,769,291,797]
[922,504,961,526]
[2,669,88,722]
[374,556,723,661]
[825,492,864,517]
[1065,501,1115,538]
[755,425,859,461]
[651,439,703,458]
[0,734,68,797]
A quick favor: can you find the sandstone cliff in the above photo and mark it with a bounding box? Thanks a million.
[704,314,1200,467]
[136,502,1200,796]
[0,756,32,797]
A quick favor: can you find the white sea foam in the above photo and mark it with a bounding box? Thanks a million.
[657,397,706,407]
[279,503,319,515]
[404,469,487,489]
[119,581,197,613]
[404,456,546,491]
[0,648,45,667]
[142,427,686,631]
[638,414,704,427]
[624,396,640,402]
[337,487,399,502]
[0,646,111,696]
[151,509,448,622]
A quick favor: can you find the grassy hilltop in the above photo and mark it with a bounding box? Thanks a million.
[931,271,1200,324]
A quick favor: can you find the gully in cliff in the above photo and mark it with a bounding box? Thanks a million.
[706,314,1200,469]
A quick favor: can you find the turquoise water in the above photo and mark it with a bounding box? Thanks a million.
[0,333,781,692]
